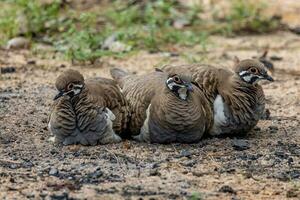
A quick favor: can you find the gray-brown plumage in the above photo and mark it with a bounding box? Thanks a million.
[162,59,274,136]
[110,68,213,143]
[48,69,130,145]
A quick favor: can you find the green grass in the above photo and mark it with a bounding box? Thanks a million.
[0,3,19,45]
[214,0,281,35]
[0,0,282,62]
[188,192,203,200]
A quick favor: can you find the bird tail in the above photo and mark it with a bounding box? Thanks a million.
[110,67,130,85]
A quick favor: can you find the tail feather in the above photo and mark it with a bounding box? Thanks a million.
[110,67,129,84]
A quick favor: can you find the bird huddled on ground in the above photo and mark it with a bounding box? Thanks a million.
[162,58,274,136]
[49,58,273,145]
[110,68,213,143]
[48,69,130,145]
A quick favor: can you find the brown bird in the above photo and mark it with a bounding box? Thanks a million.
[48,69,129,145]
[162,58,274,136]
[110,68,213,143]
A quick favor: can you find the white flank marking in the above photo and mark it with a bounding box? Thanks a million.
[211,95,227,135]
[105,108,116,121]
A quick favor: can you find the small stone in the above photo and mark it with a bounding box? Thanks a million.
[173,18,190,29]
[253,127,261,131]
[181,160,196,167]
[102,34,131,52]
[232,139,250,151]
[219,185,237,194]
[288,157,294,164]
[49,167,59,176]
[1,67,16,74]
[270,55,282,61]
[9,164,18,169]
[269,125,278,131]
[149,169,161,176]
[274,151,288,159]
[50,149,58,155]
[59,64,66,68]
[50,192,68,200]
[109,41,131,53]
[27,60,36,65]
[286,188,298,198]
[290,26,300,35]
[7,37,30,49]
[180,149,192,158]
[151,162,160,169]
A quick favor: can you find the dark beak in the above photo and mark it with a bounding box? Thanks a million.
[264,74,274,82]
[186,83,194,92]
[53,91,64,100]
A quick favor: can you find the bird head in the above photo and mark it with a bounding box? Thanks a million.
[166,73,193,100]
[234,59,274,84]
[54,69,85,100]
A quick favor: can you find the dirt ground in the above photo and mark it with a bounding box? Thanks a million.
[0,31,300,200]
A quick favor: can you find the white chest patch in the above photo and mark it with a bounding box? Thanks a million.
[178,87,187,100]
[210,95,227,135]
[105,108,116,121]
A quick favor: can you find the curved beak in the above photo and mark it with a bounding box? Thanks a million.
[185,83,194,92]
[264,74,274,82]
[53,91,64,100]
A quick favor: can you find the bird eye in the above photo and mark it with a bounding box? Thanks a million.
[67,83,74,90]
[173,76,180,83]
[250,67,258,74]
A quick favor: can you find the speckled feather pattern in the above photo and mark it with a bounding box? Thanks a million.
[49,77,130,145]
[163,64,266,135]
[119,72,166,135]
[84,78,130,136]
[149,86,213,143]
[114,70,213,143]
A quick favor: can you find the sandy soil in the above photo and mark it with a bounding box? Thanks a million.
[0,31,300,200]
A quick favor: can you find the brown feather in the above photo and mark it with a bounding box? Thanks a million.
[163,62,266,135]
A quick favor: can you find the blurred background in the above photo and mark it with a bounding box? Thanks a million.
[1,1,300,199]
[0,0,299,63]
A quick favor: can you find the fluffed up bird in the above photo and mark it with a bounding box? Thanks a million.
[48,69,130,145]
[110,68,213,143]
[163,58,274,136]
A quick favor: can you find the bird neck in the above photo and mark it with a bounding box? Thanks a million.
[165,85,190,101]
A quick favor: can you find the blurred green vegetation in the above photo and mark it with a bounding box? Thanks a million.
[0,0,281,62]
[188,192,203,200]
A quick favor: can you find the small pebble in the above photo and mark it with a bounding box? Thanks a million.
[173,18,190,29]
[232,139,250,151]
[27,60,36,65]
[286,188,298,198]
[180,149,192,158]
[219,185,237,194]
[7,37,30,49]
[49,167,59,176]
[269,125,279,133]
[9,164,18,169]
[149,169,161,176]
[1,67,16,74]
